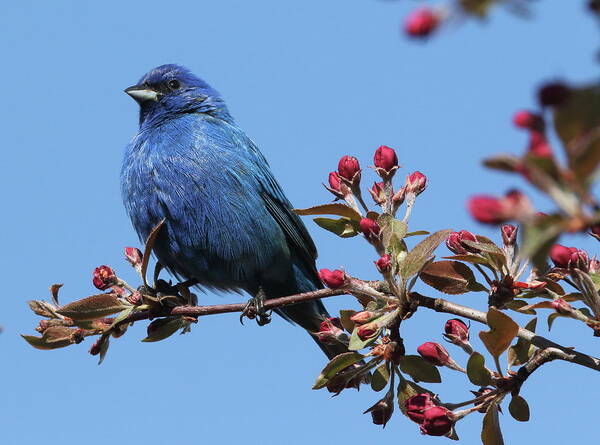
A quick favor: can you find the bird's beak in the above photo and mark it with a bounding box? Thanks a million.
[124,85,160,104]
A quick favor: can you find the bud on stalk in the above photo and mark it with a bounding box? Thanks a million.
[364,391,394,428]
[417,342,465,372]
[318,269,346,289]
[92,265,117,291]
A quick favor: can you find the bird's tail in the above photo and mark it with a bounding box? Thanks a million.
[269,264,349,360]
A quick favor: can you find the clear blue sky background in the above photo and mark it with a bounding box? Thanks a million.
[1,1,598,444]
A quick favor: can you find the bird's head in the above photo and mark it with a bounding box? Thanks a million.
[125,64,231,126]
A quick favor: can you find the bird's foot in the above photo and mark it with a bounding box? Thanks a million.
[240,288,272,326]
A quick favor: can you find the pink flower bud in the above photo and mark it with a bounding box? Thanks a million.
[590,258,600,274]
[316,317,345,344]
[538,82,571,107]
[467,190,530,224]
[318,269,346,289]
[527,131,553,157]
[350,311,376,324]
[373,145,398,172]
[590,224,600,241]
[337,155,361,182]
[420,406,455,436]
[570,249,590,272]
[500,224,518,246]
[328,171,342,192]
[369,182,386,205]
[551,298,573,315]
[512,110,544,132]
[364,393,394,427]
[89,338,103,355]
[405,171,427,196]
[92,265,116,291]
[404,8,439,38]
[443,319,469,346]
[359,218,381,238]
[357,322,379,340]
[375,254,392,273]
[417,342,450,367]
[446,230,478,255]
[405,393,436,424]
[124,247,143,268]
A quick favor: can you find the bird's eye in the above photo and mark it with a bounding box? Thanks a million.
[168,79,181,90]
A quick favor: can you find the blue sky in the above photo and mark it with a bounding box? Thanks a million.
[1,1,598,444]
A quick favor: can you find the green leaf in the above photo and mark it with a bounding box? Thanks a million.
[339,309,356,333]
[419,260,486,295]
[405,230,430,237]
[399,355,442,383]
[547,312,565,331]
[371,363,390,392]
[379,215,408,251]
[466,352,492,386]
[141,218,165,287]
[28,300,59,318]
[508,318,537,367]
[313,217,359,238]
[295,203,362,221]
[442,254,491,266]
[142,317,186,343]
[98,336,110,365]
[482,154,521,172]
[479,308,520,359]
[520,214,566,270]
[462,238,506,270]
[481,402,504,445]
[401,229,453,279]
[553,85,600,183]
[57,294,129,321]
[509,395,530,422]
[460,0,499,17]
[312,351,365,389]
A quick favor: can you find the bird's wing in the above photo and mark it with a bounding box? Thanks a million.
[245,140,320,278]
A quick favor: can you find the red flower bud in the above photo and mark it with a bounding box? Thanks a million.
[364,394,394,427]
[92,265,117,291]
[350,311,376,324]
[405,171,427,196]
[359,218,381,239]
[590,224,600,241]
[328,171,342,192]
[467,190,530,224]
[374,145,398,172]
[375,254,392,273]
[89,338,103,355]
[369,182,386,205]
[512,110,544,132]
[446,230,478,255]
[405,393,436,424]
[316,317,345,344]
[318,269,346,289]
[420,406,455,436]
[538,82,571,107]
[124,247,143,268]
[443,319,469,346]
[417,342,450,366]
[357,322,379,340]
[500,224,518,246]
[404,8,439,38]
[551,298,573,315]
[337,155,361,182]
[549,244,588,269]
[570,249,590,272]
[527,131,553,157]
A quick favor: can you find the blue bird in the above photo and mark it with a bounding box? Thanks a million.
[121,64,346,358]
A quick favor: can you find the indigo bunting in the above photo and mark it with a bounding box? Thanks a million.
[121,64,345,358]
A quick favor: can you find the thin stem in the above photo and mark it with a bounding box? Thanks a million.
[473,264,493,286]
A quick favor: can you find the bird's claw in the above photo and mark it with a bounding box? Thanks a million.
[240,289,272,326]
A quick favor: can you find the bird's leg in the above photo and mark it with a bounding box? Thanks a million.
[240,287,272,326]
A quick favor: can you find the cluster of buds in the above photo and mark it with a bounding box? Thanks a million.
[446,230,479,255]
[92,265,117,291]
[318,269,347,289]
[405,394,455,436]
[549,244,590,271]
[512,110,552,158]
